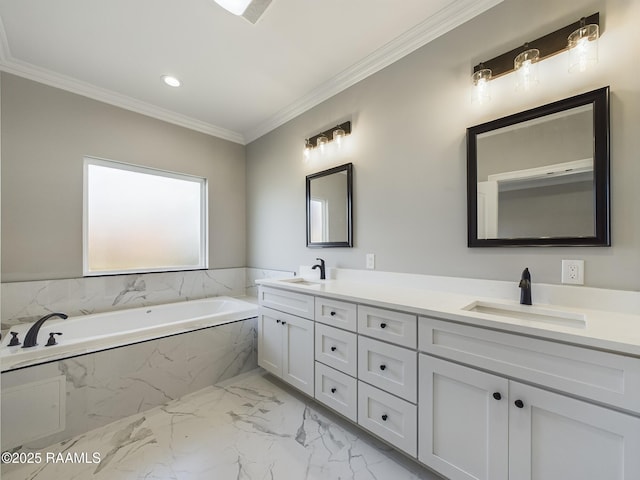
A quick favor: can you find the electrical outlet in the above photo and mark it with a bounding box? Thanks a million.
[561,259,584,285]
[366,253,375,270]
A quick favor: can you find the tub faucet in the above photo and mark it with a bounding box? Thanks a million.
[519,268,532,305]
[22,313,68,348]
[312,258,326,280]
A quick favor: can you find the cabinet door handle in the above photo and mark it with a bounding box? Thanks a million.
[330,311,336,316]
[493,392,502,401]
[514,399,524,408]
[381,414,388,421]
[331,387,337,394]
[276,319,281,323]
[281,321,287,325]
[330,346,337,352]
[380,323,387,329]
[379,364,386,371]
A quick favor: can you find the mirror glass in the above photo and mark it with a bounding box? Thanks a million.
[306,163,353,247]
[467,87,610,247]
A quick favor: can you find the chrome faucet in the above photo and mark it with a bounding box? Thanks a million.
[312,258,326,280]
[519,268,532,305]
[22,313,68,348]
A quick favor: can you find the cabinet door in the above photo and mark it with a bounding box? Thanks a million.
[282,314,314,396]
[257,308,283,377]
[418,354,508,480]
[509,382,640,480]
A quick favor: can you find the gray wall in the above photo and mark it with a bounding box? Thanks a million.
[1,73,246,281]
[246,0,640,291]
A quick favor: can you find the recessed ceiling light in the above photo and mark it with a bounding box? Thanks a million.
[161,75,181,87]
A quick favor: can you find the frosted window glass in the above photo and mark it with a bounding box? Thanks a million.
[84,158,207,275]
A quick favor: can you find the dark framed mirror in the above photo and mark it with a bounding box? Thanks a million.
[306,162,353,247]
[467,86,610,247]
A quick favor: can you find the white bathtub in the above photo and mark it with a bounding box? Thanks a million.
[0,296,258,372]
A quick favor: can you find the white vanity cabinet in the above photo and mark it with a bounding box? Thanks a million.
[258,287,314,396]
[257,280,640,480]
[418,319,640,480]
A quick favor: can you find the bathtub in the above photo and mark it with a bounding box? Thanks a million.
[0,296,258,372]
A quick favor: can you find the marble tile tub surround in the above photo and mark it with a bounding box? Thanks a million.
[1,317,257,452]
[1,267,293,332]
[1,369,440,480]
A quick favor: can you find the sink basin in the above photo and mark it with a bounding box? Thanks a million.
[463,301,586,328]
[278,277,321,286]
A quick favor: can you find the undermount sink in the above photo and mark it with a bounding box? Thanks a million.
[463,301,587,328]
[278,277,321,286]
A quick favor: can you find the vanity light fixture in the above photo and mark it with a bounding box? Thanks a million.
[471,12,599,98]
[304,121,352,155]
[161,75,181,87]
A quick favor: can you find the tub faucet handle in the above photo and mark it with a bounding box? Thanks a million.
[8,332,21,346]
[45,332,63,347]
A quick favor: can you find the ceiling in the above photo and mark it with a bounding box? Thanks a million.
[0,0,501,144]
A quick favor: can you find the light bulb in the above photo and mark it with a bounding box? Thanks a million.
[316,134,328,152]
[514,48,539,91]
[471,68,492,104]
[568,23,599,73]
[303,140,312,160]
[333,127,346,146]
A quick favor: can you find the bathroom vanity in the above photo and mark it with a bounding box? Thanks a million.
[257,272,640,480]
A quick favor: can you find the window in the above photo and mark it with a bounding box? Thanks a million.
[83,157,208,276]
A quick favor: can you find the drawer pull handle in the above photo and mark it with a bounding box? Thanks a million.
[381,414,388,421]
[330,346,337,352]
[379,364,386,371]
[330,311,336,316]
[331,388,337,394]
[514,399,524,408]
[493,392,502,401]
[380,323,387,329]
[281,321,287,325]
[276,319,281,323]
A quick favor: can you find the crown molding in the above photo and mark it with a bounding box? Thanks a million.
[243,0,503,143]
[0,18,245,144]
[0,0,502,146]
[0,59,246,144]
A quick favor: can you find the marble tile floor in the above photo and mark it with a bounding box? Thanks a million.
[1,369,442,480]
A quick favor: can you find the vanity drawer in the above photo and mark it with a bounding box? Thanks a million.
[259,286,314,320]
[357,381,417,457]
[419,316,640,415]
[358,336,417,403]
[357,305,417,348]
[315,323,357,377]
[315,297,357,332]
[315,362,357,422]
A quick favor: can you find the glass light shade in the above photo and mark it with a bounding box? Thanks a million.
[471,68,492,104]
[304,140,312,159]
[568,23,599,73]
[514,48,540,91]
[316,134,328,151]
[333,127,346,146]
[214,0,252,15]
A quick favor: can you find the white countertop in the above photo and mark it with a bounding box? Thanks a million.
[256,272,640,357]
